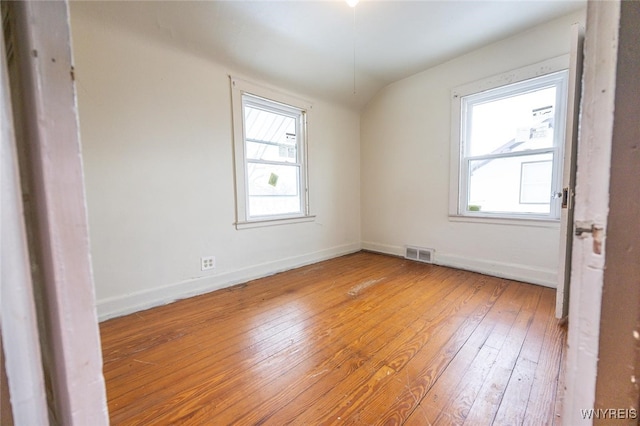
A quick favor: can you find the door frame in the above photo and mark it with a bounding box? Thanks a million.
[562,0,621,422]
[1,1,108,424]
[1,8,48,424]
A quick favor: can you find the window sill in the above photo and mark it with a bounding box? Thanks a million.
[235,215,316,230]
[448,214,560,228]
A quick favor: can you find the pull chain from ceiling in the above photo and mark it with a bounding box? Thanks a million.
[352,6,356,95]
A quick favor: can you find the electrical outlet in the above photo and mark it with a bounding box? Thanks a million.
[201,256,215,271]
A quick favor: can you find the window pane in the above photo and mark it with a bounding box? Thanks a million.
[245,105,297,164]
[467,86,556,157]
[520,160,553,204]
[247,163,301,217]
[468,153,553,214]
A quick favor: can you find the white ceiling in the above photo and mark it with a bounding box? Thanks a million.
[72,0,585,110]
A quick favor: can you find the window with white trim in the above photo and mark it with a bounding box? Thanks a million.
[231,77,312,227]
[451,67,569,221]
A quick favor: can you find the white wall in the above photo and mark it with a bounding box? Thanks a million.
[361,10,586,287]
[70,9,361,320]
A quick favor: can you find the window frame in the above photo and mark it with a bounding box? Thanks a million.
[230,77,314,228]
[449,56,570,224]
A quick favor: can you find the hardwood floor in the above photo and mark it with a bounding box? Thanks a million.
[100,251,566,425]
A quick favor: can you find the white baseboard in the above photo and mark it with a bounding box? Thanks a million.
[362,241,557,288]
[435,253,557,288]
[97,242,361,321]
[361,241,405,257]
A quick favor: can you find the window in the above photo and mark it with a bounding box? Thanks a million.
[450,62,569,221]
[231,77,312,227]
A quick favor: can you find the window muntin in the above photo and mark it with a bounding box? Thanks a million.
[456,70,568,220]
[231,77,312,227]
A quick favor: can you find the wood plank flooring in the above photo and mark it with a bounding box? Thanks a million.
[99,251,566,425]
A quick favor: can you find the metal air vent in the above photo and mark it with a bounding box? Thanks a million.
[405,245,434,264]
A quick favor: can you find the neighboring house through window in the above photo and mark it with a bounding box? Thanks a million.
[231,77,313,228]
[450,58,569,221]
